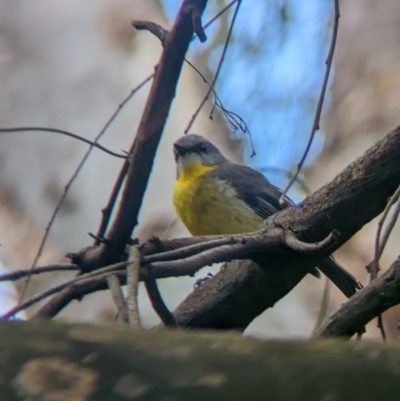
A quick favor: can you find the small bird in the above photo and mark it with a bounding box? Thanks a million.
[173,133,361,298]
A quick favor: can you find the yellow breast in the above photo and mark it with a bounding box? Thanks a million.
[173,162,263,236]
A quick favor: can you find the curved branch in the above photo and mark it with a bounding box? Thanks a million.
[0,127,127,158]
[284,229,339,253]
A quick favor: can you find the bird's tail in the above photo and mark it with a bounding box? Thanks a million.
[317,256,362,298]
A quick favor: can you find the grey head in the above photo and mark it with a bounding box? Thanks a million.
[173,134,228,176]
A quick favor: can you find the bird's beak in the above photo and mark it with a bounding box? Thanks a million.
[173,143,187,157]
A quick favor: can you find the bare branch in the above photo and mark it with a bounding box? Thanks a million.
[369,185,400,280]
[0,127,127,158]
[95,160,129,245]
[1,262,127,320]
[184,0,242,134]
[284,229,339,253]
[191,5,207,42]
[280,0,340,205]
[85,0,209,275]
[147,228,337,272]
[144,280,176,326]
[316,255,400,338]
[0,264,78,282]
[17,76,152,304]
[143,236,239,263]
[171,124,400,330]
[126,245,142,329]
[106,274,129,324]
[28,124,400,322]
[132,21,169,43]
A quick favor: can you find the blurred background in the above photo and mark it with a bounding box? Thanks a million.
[1,0,399,340]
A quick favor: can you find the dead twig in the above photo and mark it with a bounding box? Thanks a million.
[369,185,400,280]
[106,274,129,324]
[279,0,340,206]
[0,264,78,282]
[365,185,400,341]
[148,228,338,272]
[4,227,335,320]
[317,255,400,338]
[126,245,142,329]
[184,0,242,135]
[17,76,152,304]
[0,127,127,158]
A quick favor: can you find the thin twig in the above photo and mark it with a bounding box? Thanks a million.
[1,262,127,320]
[10,227,335,320]
[259,166,311,195]
[0,128,126,158]
[126,245,142,329]
[134,11,254,153]
[279,0,340,206]
[367,185,400,342]
[378,197,400,258]
[143,236,237,263]
[184,58,255,155]
[17,76,153,305]
[106,274,129,324]
[311,276,331,336]
[148,228,338,272]
[367,185,400,341]
[13,0,237,309]
[370,185,400,280]
[0,264,78,282]
[184,0,242,134]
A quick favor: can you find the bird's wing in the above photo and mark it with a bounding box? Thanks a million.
[209,162,294,220]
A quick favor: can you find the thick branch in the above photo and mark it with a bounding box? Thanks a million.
[2,321,400,401]
[105,0,207,250]
[75,0,208,274]
[317,255,400,338]
[33,125,400,324]
[171,125,400,330]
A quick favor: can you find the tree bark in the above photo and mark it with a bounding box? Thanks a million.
[173,125,400,329]
[1,321,400,401]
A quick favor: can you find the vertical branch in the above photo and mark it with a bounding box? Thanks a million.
[99,0,208,263]
[126,245,142,329]
[106,274,129,324]
[279,0,340,205]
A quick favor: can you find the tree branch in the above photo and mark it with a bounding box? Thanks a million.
[3,321,400,401]
[70,0,208,275]
[106,274,129,324]
[171,124,400,330]
[30,125,400,328]
[316,255,400,338]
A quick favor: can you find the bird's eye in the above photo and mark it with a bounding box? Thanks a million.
[198,144,207,153]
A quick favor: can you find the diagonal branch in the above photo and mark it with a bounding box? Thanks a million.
[316,255,400,338]
[73,0,209,276]
[171,124,400,330]
[25,124,400,325]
